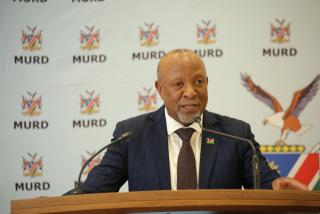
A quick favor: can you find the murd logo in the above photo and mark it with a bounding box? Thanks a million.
[80,90,100,114]
[262,19,296,57]
[241,73,320,150]
[80,26,100,50]
[73,90,106,128]
[194,20,222,58]
[22,153,43,177]
[139,22,159,47]
[14,91,48,130]
[21,91,42,116]
[81,151,101,175]
[196,20,216,45]
[15,26,48,64]
[138,87,157,111]
[16,152,50,191]
[270,19,290,44]
[22,26,42,51]
[73,25,106,63]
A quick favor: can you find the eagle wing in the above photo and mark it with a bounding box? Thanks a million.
[283,74,320,119]
[241,73,283,112]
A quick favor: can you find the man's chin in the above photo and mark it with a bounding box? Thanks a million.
[178,112,200,125]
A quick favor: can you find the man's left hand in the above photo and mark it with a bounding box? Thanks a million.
[272,177,309,190]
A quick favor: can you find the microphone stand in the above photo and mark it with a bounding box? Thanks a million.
[195,118,261,189]
[63,131,132,195]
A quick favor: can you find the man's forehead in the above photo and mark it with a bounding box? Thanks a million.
[157,49,206,79]
[159,62,207,81]
[160,51,204,68]
[166,50,199,61]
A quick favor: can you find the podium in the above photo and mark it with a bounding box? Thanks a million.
[11,189,320,214]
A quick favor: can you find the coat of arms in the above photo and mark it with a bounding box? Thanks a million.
[22,153,43,177]
[22,26,42,51]
[196,20,216,45]
[81,151,101,175]
[139,22,159,47]
[21,91,42,116]
[138,87,157,111]
[80,90,100,114]
[270,19,290,44]
[80,26,100,50]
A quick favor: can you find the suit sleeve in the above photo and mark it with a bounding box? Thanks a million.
[81,122,128,193]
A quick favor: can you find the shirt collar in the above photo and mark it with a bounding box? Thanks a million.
[164,107,203,135]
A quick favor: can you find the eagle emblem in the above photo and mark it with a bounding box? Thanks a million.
[241,73,320,146]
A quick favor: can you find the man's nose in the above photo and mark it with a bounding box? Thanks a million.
[183,83,197,98]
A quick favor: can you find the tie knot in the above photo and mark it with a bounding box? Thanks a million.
[175,128,195,143]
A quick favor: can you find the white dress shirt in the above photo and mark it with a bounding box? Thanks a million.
[164,108,203,190]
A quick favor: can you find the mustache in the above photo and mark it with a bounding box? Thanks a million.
[179,100,201,106]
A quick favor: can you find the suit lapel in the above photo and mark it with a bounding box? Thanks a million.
[146,106,171,189]
[199,111,221,189]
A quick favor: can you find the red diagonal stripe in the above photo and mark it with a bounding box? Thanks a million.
[28,100,38,113]
[28,35,39,47]
[293,154,319,185]
[86,98,98,111]
[85,34,96,47]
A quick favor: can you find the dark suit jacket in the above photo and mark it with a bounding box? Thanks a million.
[81,106,279,193]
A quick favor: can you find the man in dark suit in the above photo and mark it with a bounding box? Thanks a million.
[81,49,308,193]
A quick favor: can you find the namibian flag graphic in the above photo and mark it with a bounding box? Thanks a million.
[263,145,319,191]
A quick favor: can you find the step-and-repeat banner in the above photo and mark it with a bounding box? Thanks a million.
[1,0,319,213]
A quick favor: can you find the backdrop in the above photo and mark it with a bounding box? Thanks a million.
[1,0,319,213]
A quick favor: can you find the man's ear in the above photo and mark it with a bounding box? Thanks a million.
[155,80,163,99]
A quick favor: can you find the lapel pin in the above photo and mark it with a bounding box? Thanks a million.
[206,137,215,145]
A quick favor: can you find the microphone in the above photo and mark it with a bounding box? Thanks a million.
[194,116,261,189]
[63,131,132,195]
